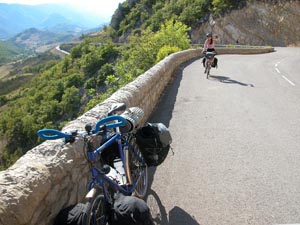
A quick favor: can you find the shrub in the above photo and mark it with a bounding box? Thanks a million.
[156,45,181,62]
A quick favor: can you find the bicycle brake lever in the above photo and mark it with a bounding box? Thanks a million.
[95,125,106,135]
[85,123,93,135]
[65,130,78,143]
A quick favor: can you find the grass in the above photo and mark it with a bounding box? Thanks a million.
[0,64,14,79]
[0,74,33,95]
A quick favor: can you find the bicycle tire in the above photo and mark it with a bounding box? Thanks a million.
[86,194,109,225]
[125,136,148,198]
[204,60,209,79]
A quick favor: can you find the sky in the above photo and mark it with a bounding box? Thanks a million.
[0,0,126,20]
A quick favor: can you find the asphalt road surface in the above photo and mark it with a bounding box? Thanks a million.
[146,47,300,225]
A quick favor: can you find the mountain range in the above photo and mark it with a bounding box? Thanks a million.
[0,3,108,40]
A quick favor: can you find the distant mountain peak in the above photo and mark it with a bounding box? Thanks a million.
[10,27,75,50]
[0,3,108,40]
[40,13,72,28]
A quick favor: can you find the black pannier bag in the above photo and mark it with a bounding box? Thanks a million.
[212,57,218,67]
[136,123,172,166]
[53,203,89,225]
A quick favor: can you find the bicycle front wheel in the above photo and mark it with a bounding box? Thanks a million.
[125,137,148,198]
[86,194,109,225]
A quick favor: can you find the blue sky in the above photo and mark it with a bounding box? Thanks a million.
[0,0,126,20]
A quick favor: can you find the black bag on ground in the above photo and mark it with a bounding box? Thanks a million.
[112,192,153,225]
[136,123,172,166]
[53,203,88,225]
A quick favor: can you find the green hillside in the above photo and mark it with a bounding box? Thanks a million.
[0,40,32,65]
[109,0,246,40]
[0,19,191,169]
[108,0,300,46]
[0,52,61,95]
[0,0,296,169]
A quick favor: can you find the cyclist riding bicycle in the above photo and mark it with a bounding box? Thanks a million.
[202,32,218,68]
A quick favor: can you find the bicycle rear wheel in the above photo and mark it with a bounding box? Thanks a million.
[125,137,148,198]
[206,62,211,78]
[86,194,110,225]
[204,61,209,79]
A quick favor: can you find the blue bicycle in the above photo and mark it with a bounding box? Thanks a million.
[38,103,148,225]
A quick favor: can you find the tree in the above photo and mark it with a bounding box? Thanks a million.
[0,95,7,106]
[65,73,84,88]
[60,86,81,118]
[97,63,114,86]
[115,19,191,86]
[154,19,191,50]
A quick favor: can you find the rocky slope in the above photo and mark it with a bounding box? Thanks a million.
[192,1,300,46]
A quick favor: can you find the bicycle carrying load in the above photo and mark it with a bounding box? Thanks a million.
[136,123,172,166]
[120,107,144,133]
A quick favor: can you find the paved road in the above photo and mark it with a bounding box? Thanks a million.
[146,47,300,225]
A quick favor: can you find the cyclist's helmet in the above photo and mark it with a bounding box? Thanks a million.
[206,32,212,38]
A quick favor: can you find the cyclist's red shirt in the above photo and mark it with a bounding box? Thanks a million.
[203,39,215,50]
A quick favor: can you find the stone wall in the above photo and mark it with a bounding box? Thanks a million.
[0,47,273,225]
[215,47,275,55]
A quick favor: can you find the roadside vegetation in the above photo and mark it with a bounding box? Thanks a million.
[0,19,190,170]
[0,40,33,65]
[109,0,246,40]
[0,0,293,169]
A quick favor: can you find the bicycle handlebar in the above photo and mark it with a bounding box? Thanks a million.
[37,115,127,141]
[93,115,126,133]
[37,129,72,140]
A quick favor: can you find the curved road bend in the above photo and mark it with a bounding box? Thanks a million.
[146,47,300,225]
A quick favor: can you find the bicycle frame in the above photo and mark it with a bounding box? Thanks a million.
[204,51,216,77]
[88,132,141,203]
[37,104,147,205]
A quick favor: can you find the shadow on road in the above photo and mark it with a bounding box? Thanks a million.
[146,189,201,225]
[147,58,199,126]
[144,58,202,225]
[209,75,254,87]
[146,58,198,188]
